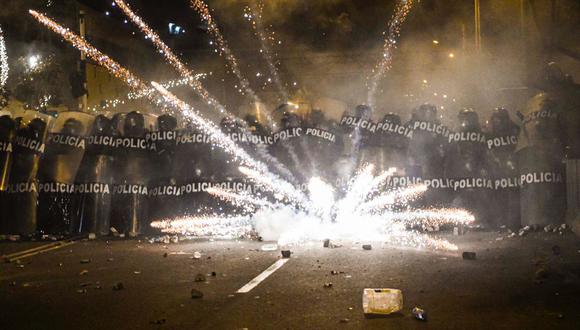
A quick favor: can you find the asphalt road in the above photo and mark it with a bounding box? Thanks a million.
[1,231,580,329]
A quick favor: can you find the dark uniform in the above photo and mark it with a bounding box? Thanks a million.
[148,115,179,226]
[406,104,449,207]
[7,114,49,236]
[74,115,117,236]
[486,107,520,229]
[0,115,15,234]
[37,112,92,235]
[110,111,151,236]
[446,109,491,225]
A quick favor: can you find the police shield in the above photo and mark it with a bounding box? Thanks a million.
[0,115,15,234]
[6,111,51,236]
[37,111,94,235]
[148,114,180,226]
[74,114,116,235]
[486,107,520,229]
[405,104,449,208]
[445,109,491,225]
[110,112,153,236]
[174,125,212,218]
[377,113,409,172]
[517,93,566,226]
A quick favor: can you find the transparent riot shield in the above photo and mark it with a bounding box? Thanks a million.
[147,114,180,229]
[6,110,53,236]
[36,111,94,235]
[110,111,155,237]
[74,114,117,236]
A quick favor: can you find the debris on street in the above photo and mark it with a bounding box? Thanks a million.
[462,252,477,260]
[412,307,428,321]
[190,289,204,299]
[362,288,403,315]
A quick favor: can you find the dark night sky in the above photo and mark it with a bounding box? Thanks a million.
[2,0,578,117]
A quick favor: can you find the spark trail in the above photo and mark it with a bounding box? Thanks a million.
[367,0,416,108]
[189,0,274,127]
[29,10,307,204]
[115,0,293,179]
[243,2,288,101]
[0,26,8,87]
[113,0,226,114]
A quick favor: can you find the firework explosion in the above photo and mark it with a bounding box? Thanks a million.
[152,165,475,250]
[31,5,475,252]
[367,0,416,107]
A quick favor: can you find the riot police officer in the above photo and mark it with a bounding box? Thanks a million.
[486,107,520,229]
[110,111,151,236]
[378,113,409,173]
[516,93,566,227]
[148,114,179,225]
[446,108,491,225]
[7,114,49,236]
[0,115,15,234]
[38,112,92,235]
[74,115,117,235]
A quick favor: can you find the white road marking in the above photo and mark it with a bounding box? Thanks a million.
[236,259,289,293]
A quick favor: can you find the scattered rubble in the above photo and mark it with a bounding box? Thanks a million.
[412,307,427,321]
[462,252,476,260]
[190,288,204,299]
[261,244,278,251]
[150,319,167,325]
[362,288,403,315]
[323,282,333,288]
[195,273,206,282]
[112,282,124,291]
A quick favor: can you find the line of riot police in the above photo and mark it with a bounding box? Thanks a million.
[0,93,570,237]
[340,100,566,230]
